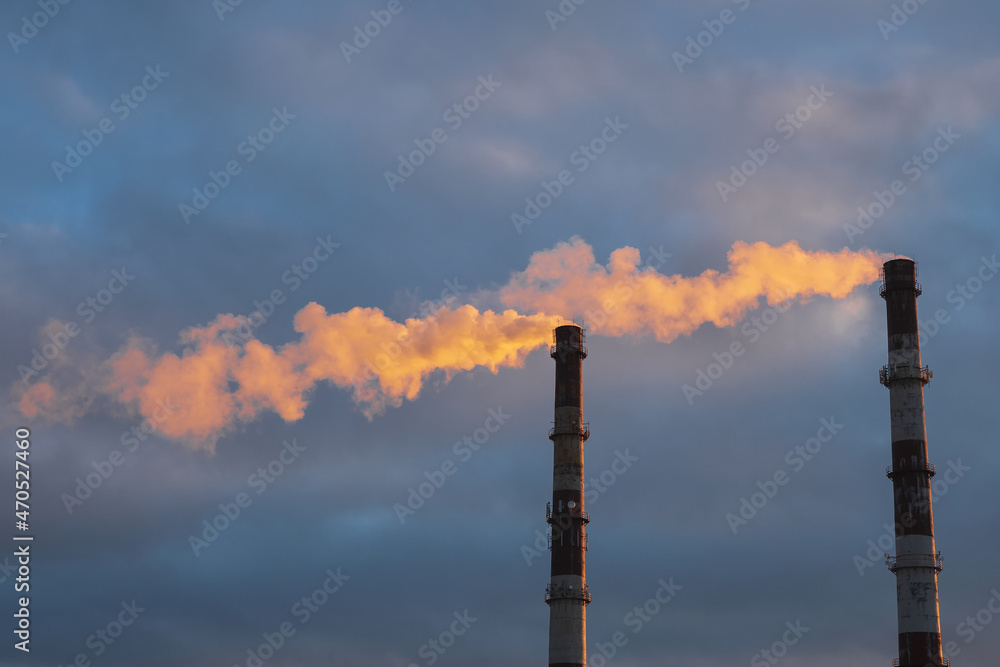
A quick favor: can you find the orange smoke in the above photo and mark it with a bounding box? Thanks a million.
[16,238,883,449]
[73,305,563,446]
[501,238,882,341]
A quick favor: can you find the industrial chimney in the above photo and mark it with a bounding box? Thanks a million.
[880,259,946,667]
[546,324,590,667]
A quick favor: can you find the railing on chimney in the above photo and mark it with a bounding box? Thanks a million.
[885,553,944,572]
[546,501,590,525]
[886,464,936,479]
[548,422,590,441]
[880,364,932,386]
[545,583,591,604]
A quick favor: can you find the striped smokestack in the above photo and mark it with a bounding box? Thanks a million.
[880,259,946,667]
[546,324,590,667]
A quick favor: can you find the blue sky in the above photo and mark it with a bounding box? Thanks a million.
[1,0,999,665]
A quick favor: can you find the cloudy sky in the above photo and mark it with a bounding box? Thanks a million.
[2,0,999,665]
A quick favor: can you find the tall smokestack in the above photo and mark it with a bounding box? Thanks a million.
[546,324,590,667]
[880,259,945,667]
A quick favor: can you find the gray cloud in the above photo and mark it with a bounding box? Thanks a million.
[1,0,998,665]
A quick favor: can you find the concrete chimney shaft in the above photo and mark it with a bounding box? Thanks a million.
[881,259,945,667]
[547,324,590,667]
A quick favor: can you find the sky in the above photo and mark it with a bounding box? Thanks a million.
[1,0,999,665]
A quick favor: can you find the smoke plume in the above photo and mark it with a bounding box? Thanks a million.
[16,237,883,449]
